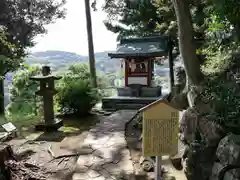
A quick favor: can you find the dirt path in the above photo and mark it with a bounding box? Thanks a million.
[72,110,137,180]
[7,131,89,180]
[4,114,103,180]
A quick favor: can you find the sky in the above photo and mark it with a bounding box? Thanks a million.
[31,0,118,56]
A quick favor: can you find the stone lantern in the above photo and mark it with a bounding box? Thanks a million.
[30,66,62,131]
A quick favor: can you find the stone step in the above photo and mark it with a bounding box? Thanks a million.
[102,101,153,110]
[102,96,162,111]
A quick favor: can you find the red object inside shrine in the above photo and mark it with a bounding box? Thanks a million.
[124,56,165,87]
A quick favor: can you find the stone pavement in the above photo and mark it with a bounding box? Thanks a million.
[72,110,137,180]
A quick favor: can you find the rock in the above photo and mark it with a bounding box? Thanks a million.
[194,99,213,114]
[0,132,9,141]
[0,145,15,165]
[198,116,223,146]
[179,107,198,144]
[163,175,176,180]
[216,134,240,166]
[210,162,239,180]
[170,92,189,110]
[0,145,15,179]
[179,107,223,146]
[182,142,216,180]
[170,157,183,170]
[72,173,89,180]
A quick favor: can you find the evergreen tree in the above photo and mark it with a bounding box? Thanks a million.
[0,0,66,114]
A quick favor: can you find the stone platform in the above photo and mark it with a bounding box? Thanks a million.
[72,110,137,180]
[102,95,164,110]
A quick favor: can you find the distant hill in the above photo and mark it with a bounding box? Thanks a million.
[4,50,172,106]
[4,50,121,107]
[25,50,121,73]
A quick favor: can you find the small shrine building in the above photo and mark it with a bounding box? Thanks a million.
[102,36,174,110]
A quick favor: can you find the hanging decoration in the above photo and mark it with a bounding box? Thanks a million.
[155,56,165,65]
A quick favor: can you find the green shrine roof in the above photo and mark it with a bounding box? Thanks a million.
[108,36,169,58]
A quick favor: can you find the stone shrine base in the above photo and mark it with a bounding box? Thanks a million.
[35,119,63,132]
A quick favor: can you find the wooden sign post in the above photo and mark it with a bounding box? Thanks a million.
[139,97,179,180]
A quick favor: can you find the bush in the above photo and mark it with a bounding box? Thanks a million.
[56,63,107,115]
[200,77,240,133]
[6,65,42,122]
[7,63,110,120]
[56,77,100,115]
[200,50,240,133]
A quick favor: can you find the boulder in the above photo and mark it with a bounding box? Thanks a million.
[182,143,215,180]
[179,107,223,146]
[179,107,198,144]
[198,116,223,147]
[216,134,240,166]
[210,162,239,180]
[170,92,189,110]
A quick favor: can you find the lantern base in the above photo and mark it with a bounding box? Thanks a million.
[35,119,63,132]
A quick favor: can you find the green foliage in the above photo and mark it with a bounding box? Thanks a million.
[102,0,209,42]
[6,62,111,121]
[56,77,99,115]
[201,51,232,75]
[103,0,162,40]
[6,65,42,121]
[102,0,240,134]
[67,63,110,91]
[200,49,240,133]
[0,0,66,76]
[202,48,240,76]
[56,63,108,115]
[200,77,240,133]
[0,31,22,75]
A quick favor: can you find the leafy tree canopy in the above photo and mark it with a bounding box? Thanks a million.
[102,0,240,51]
[0,0,66,74]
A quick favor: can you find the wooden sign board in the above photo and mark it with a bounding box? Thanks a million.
[141,100,179,156]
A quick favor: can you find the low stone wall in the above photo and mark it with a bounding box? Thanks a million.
[116,86,162,97]
[179,108,240,180]
[210,134,240,180]
[117,87,132,96]
[141,86,161,97]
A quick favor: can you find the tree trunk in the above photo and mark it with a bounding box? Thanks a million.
[0,145,14,179]
[171,0,203,86]
[168,39,175,93]
[0,78,4,115]
[84,0,97,88]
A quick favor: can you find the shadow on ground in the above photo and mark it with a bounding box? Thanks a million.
[15,113,102,142]
[85,111,137,140]
[5,113,104,180]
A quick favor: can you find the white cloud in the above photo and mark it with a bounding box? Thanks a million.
[31,0,118,55]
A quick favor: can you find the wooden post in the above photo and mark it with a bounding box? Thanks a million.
[168,38,174,94]
[84,0,97,88]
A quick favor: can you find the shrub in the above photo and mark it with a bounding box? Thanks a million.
[6,65,42,122]
[199,76,240,134]
[200,50,240,133]
[55,63,107,115]
[56,77,100,115]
